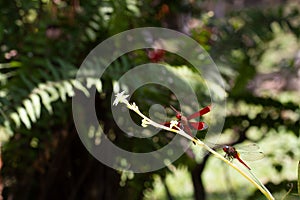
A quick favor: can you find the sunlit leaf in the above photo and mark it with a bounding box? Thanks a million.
[37,90,52,114]
[71,80,90,97]
[86,78,102,92]
[0,126,11,143]
[23,99,36,122]
[9,112,21,128]
[63,81,75,97]
[56,83,67,102]
[44,83,59,101]
[30,94,41,118]
[17,107,31,129]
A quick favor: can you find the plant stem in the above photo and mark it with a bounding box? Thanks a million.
[193,139,274,200]
[115,96,274,200]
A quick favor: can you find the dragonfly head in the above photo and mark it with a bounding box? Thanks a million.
[223,145,229,152]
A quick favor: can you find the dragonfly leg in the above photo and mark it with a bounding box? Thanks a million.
[224,154,233,162]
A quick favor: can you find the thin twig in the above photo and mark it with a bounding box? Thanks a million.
[113,91,275,200]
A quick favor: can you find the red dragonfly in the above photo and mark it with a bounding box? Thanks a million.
[223,144,264,170]
[164,105,211,139]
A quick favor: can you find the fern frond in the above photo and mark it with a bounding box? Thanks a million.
[0,59,103,142]
[7,77,102,129]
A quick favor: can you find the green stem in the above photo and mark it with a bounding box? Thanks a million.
[119,100,274,200]
[193,139,274,200]
[249,170,274,199]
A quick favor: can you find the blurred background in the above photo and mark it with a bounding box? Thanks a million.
[0,0,300,199]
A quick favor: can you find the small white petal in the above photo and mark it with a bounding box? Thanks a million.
[169,120,178,129]
[141,119,149,127]
[113,91,129,106]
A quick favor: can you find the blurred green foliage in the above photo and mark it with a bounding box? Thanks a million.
[0,0,299,200]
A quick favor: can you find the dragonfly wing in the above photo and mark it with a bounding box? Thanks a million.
[182,122,194,137]
[237,143,261,151]
[170,105,180,115]
[239,151,264,161]
[189,122,208,131]
[187,105,211,120]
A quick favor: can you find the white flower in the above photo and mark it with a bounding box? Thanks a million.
[169,120,179,129]
[141,118,150,127]
[113,91,129,106]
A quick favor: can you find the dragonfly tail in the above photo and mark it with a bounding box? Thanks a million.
[236,155,251,170]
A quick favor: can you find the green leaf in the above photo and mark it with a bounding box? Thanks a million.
[0,61,22,69]
[17,107,31,129]
[10,61,22,68]
[38,69,51,81]
[30,94,41,118]
[71,80,90,97]
[86,78,102,92]
[23,99,36,123]
[0,126,10,143]
[44,83,59,101]
[0,121,13,143]
[120,55,130,69]
[20,73,35,90]
[95,80,102,93]
[4,121,13,136]
[86,78,94,89]
[85,27,97,42]
[9,112,21,128]
[0,63,11,69]
[56,83,67,102]
[37,90,52,114]
[63,81,75,97]
[46,60,60,80]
